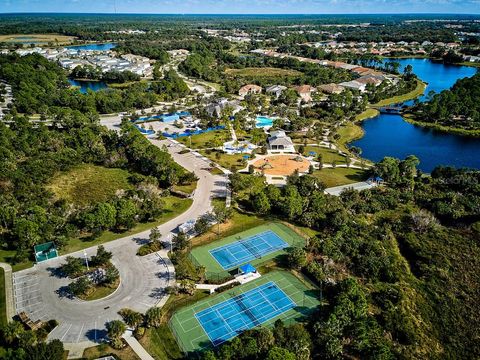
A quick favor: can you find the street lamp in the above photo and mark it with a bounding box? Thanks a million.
[84,250,89,271]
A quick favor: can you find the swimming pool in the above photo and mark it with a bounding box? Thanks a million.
[256,116,274,128]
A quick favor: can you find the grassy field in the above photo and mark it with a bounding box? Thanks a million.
[0,268,6,327]
[0,34,76,44]
[172,181,197,195]
[225,67,302,78]
[336,122,365,152]
[372,79,426,107]
[190,222,305,276]
[62,196,192,255]
[199,150,247,171]
[170,270,320,354]
[295,145,345,164]
[82,343,141,360]
[355,108,380,121]
[48,164,134,207]
[191,200,267,248]
[313,167,369,188]
[403,114,480,138]
[177,130,230,149]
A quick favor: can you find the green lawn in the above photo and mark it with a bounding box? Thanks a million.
[190,222,305,277]
[48,164,134,207]
[177,130,230,149]
[372,79,426,107]
[82,343,141,360]
[0,267,6,327]
[200,150,247,171]
[172,181,197,195]
[170,270,320,354]
[295,145,345,164]
[62,196,192,255]
[313,167,369,188]
[335,122,365,153]
[79,279,119,301]
[355,108,380,121]
[191,199,266,248]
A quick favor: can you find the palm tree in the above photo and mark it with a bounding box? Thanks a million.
[3,321,24,344]
[106,320,126,340]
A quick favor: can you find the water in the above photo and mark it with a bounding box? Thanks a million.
[256,116,274,128]
[66,43,116,51]
[68,79,108,94]
[352,59,480,172]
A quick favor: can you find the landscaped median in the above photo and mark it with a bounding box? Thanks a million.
[169,270,320,355]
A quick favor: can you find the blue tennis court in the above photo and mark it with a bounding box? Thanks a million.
[195,281,296,346]
[209,230,289,270]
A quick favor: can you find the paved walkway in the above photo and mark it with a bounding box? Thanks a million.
[123,330,155,360]
[0,262,14,322]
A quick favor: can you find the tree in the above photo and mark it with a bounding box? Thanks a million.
[2,321,25,344]
[194,214,210,235]
[179,279,196,295]
[68,276,93,296]
[256,327,275,353]
[252,192,271,214]
[115,199,137,230]
[266,347,296,360]
[172,232,189,251]
[106,320,126,340]
[287,248,307,270]
[90,245,112,267]
[149,227,162,243]
[119,308,144,329]
[145,307,162,328]
[60,256,84,278]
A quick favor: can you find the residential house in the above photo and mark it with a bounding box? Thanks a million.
[239,84,262,97]
[338,80,366,92]
[266,85,287,99]
[318,83,345,94]
[294,85,316,103]
[267,130,295,152]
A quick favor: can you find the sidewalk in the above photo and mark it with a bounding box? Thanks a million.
[0,262,14,322]
[123,330,155,360]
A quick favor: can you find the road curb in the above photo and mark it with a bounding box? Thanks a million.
[0,262,15,322]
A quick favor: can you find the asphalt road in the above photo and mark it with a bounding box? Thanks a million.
[12,121,228,349]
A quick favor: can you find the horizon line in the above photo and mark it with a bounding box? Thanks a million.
[1,12,480,16]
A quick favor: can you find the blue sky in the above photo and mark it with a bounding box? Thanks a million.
[1,0,479,14]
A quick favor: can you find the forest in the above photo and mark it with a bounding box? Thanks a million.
[0,113,192,264]
[409,73,480,132]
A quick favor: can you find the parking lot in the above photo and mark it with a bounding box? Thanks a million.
[13,250,173,344]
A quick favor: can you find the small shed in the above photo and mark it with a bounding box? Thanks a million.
[34,242,58,263]
[239,263,257,275]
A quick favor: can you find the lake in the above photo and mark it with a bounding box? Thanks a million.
[66,43,116,51]
[68,79,108,94]
[351,59,480,172]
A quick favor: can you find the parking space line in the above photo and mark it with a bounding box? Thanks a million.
[76,323,85,343]
[60,323,73,341]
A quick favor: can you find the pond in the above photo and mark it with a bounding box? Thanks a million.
[351,58,480,172]
[68,79,108,94]
[66,43,116,51]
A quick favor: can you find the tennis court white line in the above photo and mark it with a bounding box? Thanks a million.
[194,282,296,333]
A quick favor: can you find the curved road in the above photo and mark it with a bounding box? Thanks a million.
[12,120,228,354]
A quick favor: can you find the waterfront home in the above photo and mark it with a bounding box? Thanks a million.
[339,80,367,92]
